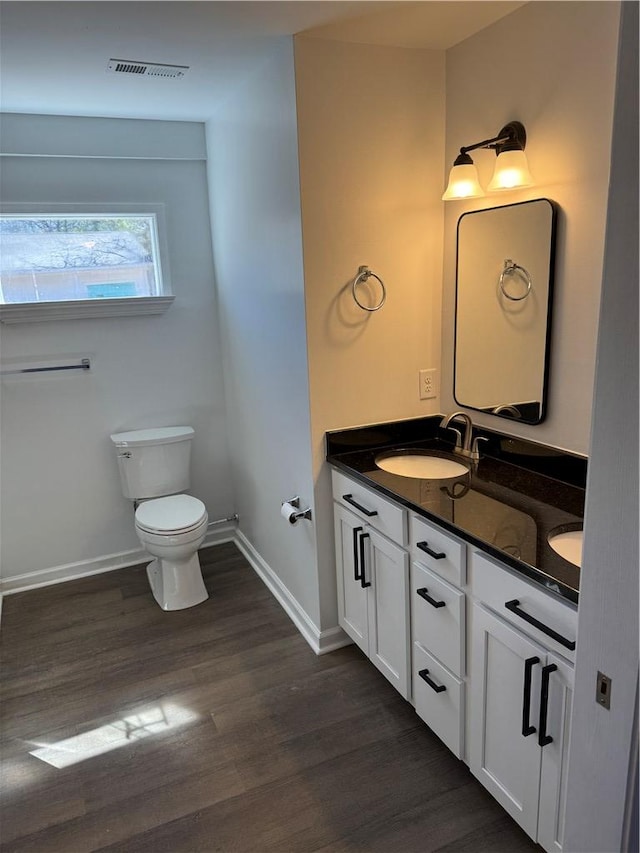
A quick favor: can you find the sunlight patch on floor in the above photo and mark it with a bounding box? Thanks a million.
[29,703,198,769]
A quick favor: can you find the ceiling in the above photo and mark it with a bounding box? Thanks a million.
[0,1,524,122]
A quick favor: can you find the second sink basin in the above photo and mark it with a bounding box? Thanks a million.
[375,449,469,480]
[548,527,583,567]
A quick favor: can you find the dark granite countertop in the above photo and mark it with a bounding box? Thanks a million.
[326,416,586,606]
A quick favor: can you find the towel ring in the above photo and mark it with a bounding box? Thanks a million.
[499,259,532,302]
[351,265,386,312]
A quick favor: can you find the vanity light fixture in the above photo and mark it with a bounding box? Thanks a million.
[442,120,534,201]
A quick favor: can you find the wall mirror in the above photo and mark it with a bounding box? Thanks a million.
[454,198,557,424]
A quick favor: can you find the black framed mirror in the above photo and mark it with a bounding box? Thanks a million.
[454,198,557,425]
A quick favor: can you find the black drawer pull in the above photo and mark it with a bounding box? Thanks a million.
[416,540,446,560]
[359,532,371,588]
[505,599,576,651]
[352,526,363,581]
[522,656,540,737]
[343,494,378,517]
[538,663,557,747]
[418,668,447,693]
[416,587,446,609]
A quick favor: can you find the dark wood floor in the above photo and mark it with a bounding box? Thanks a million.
[0,543,538,853]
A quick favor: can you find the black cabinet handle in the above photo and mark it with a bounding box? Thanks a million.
[359,532,371,588]
[343,494,378,517]
[505,599,576,651]
[522,656,540,737]
[418,668,447,693]
[416,587,446,609]
[416,540,446,560]
[538,663,557,747]
[352,526,363,581]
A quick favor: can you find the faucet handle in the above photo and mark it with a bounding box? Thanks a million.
[445,426,463,449]
[471,435,489,460]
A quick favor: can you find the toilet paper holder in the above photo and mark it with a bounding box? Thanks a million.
[282,496,312,523]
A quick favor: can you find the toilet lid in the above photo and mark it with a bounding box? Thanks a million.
[135,494,207,534]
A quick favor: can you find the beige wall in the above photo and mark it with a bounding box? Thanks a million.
[295,38,445,459]
[295,37,446,626]
[442,1,620,455]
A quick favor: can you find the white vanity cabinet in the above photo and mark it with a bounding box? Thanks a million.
[469,551,576,852]
[332,471,410,700]
[330,466,576,853]
[410,514,467,758]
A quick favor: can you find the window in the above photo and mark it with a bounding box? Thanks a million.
[0,210,174,323]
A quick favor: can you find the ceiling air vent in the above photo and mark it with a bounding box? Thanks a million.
[106,59,189,79]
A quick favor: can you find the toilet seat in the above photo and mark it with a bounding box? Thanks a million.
[135,494,207,535]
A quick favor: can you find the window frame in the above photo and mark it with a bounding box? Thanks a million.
[0,203,174,323]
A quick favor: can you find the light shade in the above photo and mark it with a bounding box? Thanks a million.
[487,149,534,191]
[441,163,485,201]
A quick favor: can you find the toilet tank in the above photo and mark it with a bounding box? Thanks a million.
[110,426,194,500]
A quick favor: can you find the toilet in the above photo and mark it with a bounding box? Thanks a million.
[110,426,209,611]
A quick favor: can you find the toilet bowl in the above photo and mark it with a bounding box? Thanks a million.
[110,426,210,612]
[135,494,209,611]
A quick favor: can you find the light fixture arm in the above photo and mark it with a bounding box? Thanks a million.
[458,121,527,160]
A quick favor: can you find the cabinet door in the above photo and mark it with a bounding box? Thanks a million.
[334,504,369,655]
[365,528,411,699]
[537,653,574,853]
[469,603,547,842]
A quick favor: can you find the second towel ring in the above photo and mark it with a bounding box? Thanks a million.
[499,259,532,301]
[351,265,386,312]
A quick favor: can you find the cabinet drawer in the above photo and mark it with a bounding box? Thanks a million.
[332,469,407,545]
[412,562,465,677]
[413,643,464,759]
[410,514,466,586]
[470,550,578,663]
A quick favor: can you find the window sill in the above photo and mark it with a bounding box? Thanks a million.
[0,296,175,324]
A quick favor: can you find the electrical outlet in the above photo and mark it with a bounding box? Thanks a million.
[419,368,438,400]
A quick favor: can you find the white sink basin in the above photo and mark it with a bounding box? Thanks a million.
[548,529,583,567]
[375,451,469,480]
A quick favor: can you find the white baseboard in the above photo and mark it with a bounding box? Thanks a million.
[202,522,236,550]
[316,624,353,654]
[234,530,350,656]
[0,522,236,596]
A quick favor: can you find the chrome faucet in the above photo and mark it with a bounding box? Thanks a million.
[439,411,487,462]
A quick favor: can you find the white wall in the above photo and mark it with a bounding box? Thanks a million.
[294,37,445,628]
[442,1,620,455]
[205,41,321,631]
[0,115,232,583]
